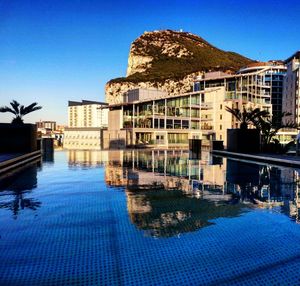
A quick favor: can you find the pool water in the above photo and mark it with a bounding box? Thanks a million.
[1,150,300,285]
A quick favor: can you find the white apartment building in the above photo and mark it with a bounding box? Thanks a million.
[64,100,108,150]
[283,51,300,125]
[68,100,108,128]
[104,62,286,149]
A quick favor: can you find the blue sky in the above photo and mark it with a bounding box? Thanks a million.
[0,0,299,124]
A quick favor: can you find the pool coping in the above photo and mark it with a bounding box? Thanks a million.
[212,150,300,168]
[0,150,42,174]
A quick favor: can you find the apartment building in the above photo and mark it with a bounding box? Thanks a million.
[194,62,286,141]
[64,100,108,150]
[36,120,57,131]
[105,62,286,148]
[237,62,286,125]
[104,88,212,149]
[283,51,300,125]
[68,100,108,128]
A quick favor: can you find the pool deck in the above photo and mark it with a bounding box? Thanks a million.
[212,150,300,168]
[0,150,42,174]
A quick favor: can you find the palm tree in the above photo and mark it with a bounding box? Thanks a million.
[225,106,269,129]
[0,100,42,124]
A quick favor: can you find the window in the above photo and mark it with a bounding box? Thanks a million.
[220,125,222,130]
[220,104,222,110]
[166,119,173,129]
[159,119,165,129]
[220,135,222,140]
[220,114,222,120]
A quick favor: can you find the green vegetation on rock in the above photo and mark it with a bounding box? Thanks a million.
[109,30,253,84]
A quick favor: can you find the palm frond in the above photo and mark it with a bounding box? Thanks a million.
[10,100,20,115]
[226,105,270,129]
[0,106,16,114]
[21,102,42,115]
[225,106,242,121]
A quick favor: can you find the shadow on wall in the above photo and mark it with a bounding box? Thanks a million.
[109,139,126,149]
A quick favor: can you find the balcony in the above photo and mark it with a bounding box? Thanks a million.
[200,102,213,109]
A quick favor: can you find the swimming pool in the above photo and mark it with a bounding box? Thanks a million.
[1,149,300,285]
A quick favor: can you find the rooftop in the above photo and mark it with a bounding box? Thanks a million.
[68,100,108,107]
[285,51,300,63]
[194,63,286,82]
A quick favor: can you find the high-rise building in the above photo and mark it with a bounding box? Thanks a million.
[283,51,300,125]
[194,62,286,141]
[237,62,286,126]
[68,100,108,128]
[64,100,108,150]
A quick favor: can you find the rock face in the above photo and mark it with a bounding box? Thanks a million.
[106,30,253,104]
[106,72,201,104]
[127,54,153,76]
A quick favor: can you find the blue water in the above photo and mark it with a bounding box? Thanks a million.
[1,150,300,285]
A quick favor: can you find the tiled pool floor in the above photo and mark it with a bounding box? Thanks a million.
[1,150,300,285]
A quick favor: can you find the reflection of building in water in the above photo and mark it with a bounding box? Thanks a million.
[0,163,41,219]
[284,169,300,221]
[105,150,226,193]
[105,150,133,187]
[104,150,240,237]
[68,150,108,167]
[126,187,245,238]
[225,159,300,222]
[102,150,300,234]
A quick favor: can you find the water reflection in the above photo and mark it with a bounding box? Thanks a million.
[226,160,300,220]
[126,187,245,238]
[68,150,108,168]
[103,150,245,237]
[98,149,300,237]
[0,163,41,219]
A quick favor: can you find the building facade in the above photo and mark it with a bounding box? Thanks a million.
[105,62,286,148]
[64,100,108,150]
[237,62,286,126]
[104,89,212,149]
[36,120,57,131]
[63,127,105,150]
[283,51,300,125]
[68,100,108,128]
[193,62,286,141]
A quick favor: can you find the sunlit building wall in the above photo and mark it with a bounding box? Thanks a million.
[283,51,300,125]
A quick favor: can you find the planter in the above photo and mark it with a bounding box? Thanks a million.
[0,123,37,153]
[227,129,260,153]
[212,140,224,150]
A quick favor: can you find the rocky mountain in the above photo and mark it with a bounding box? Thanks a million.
[106,30,253,104]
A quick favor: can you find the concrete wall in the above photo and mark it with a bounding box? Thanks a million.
[102,130,128,149]
[108,109,123,130]
[64,127,104,150]
[0,123,37,153]
[125,88,168,103]
[103,109,131,149]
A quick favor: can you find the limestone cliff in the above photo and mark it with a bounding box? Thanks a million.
[106,30,253,104]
